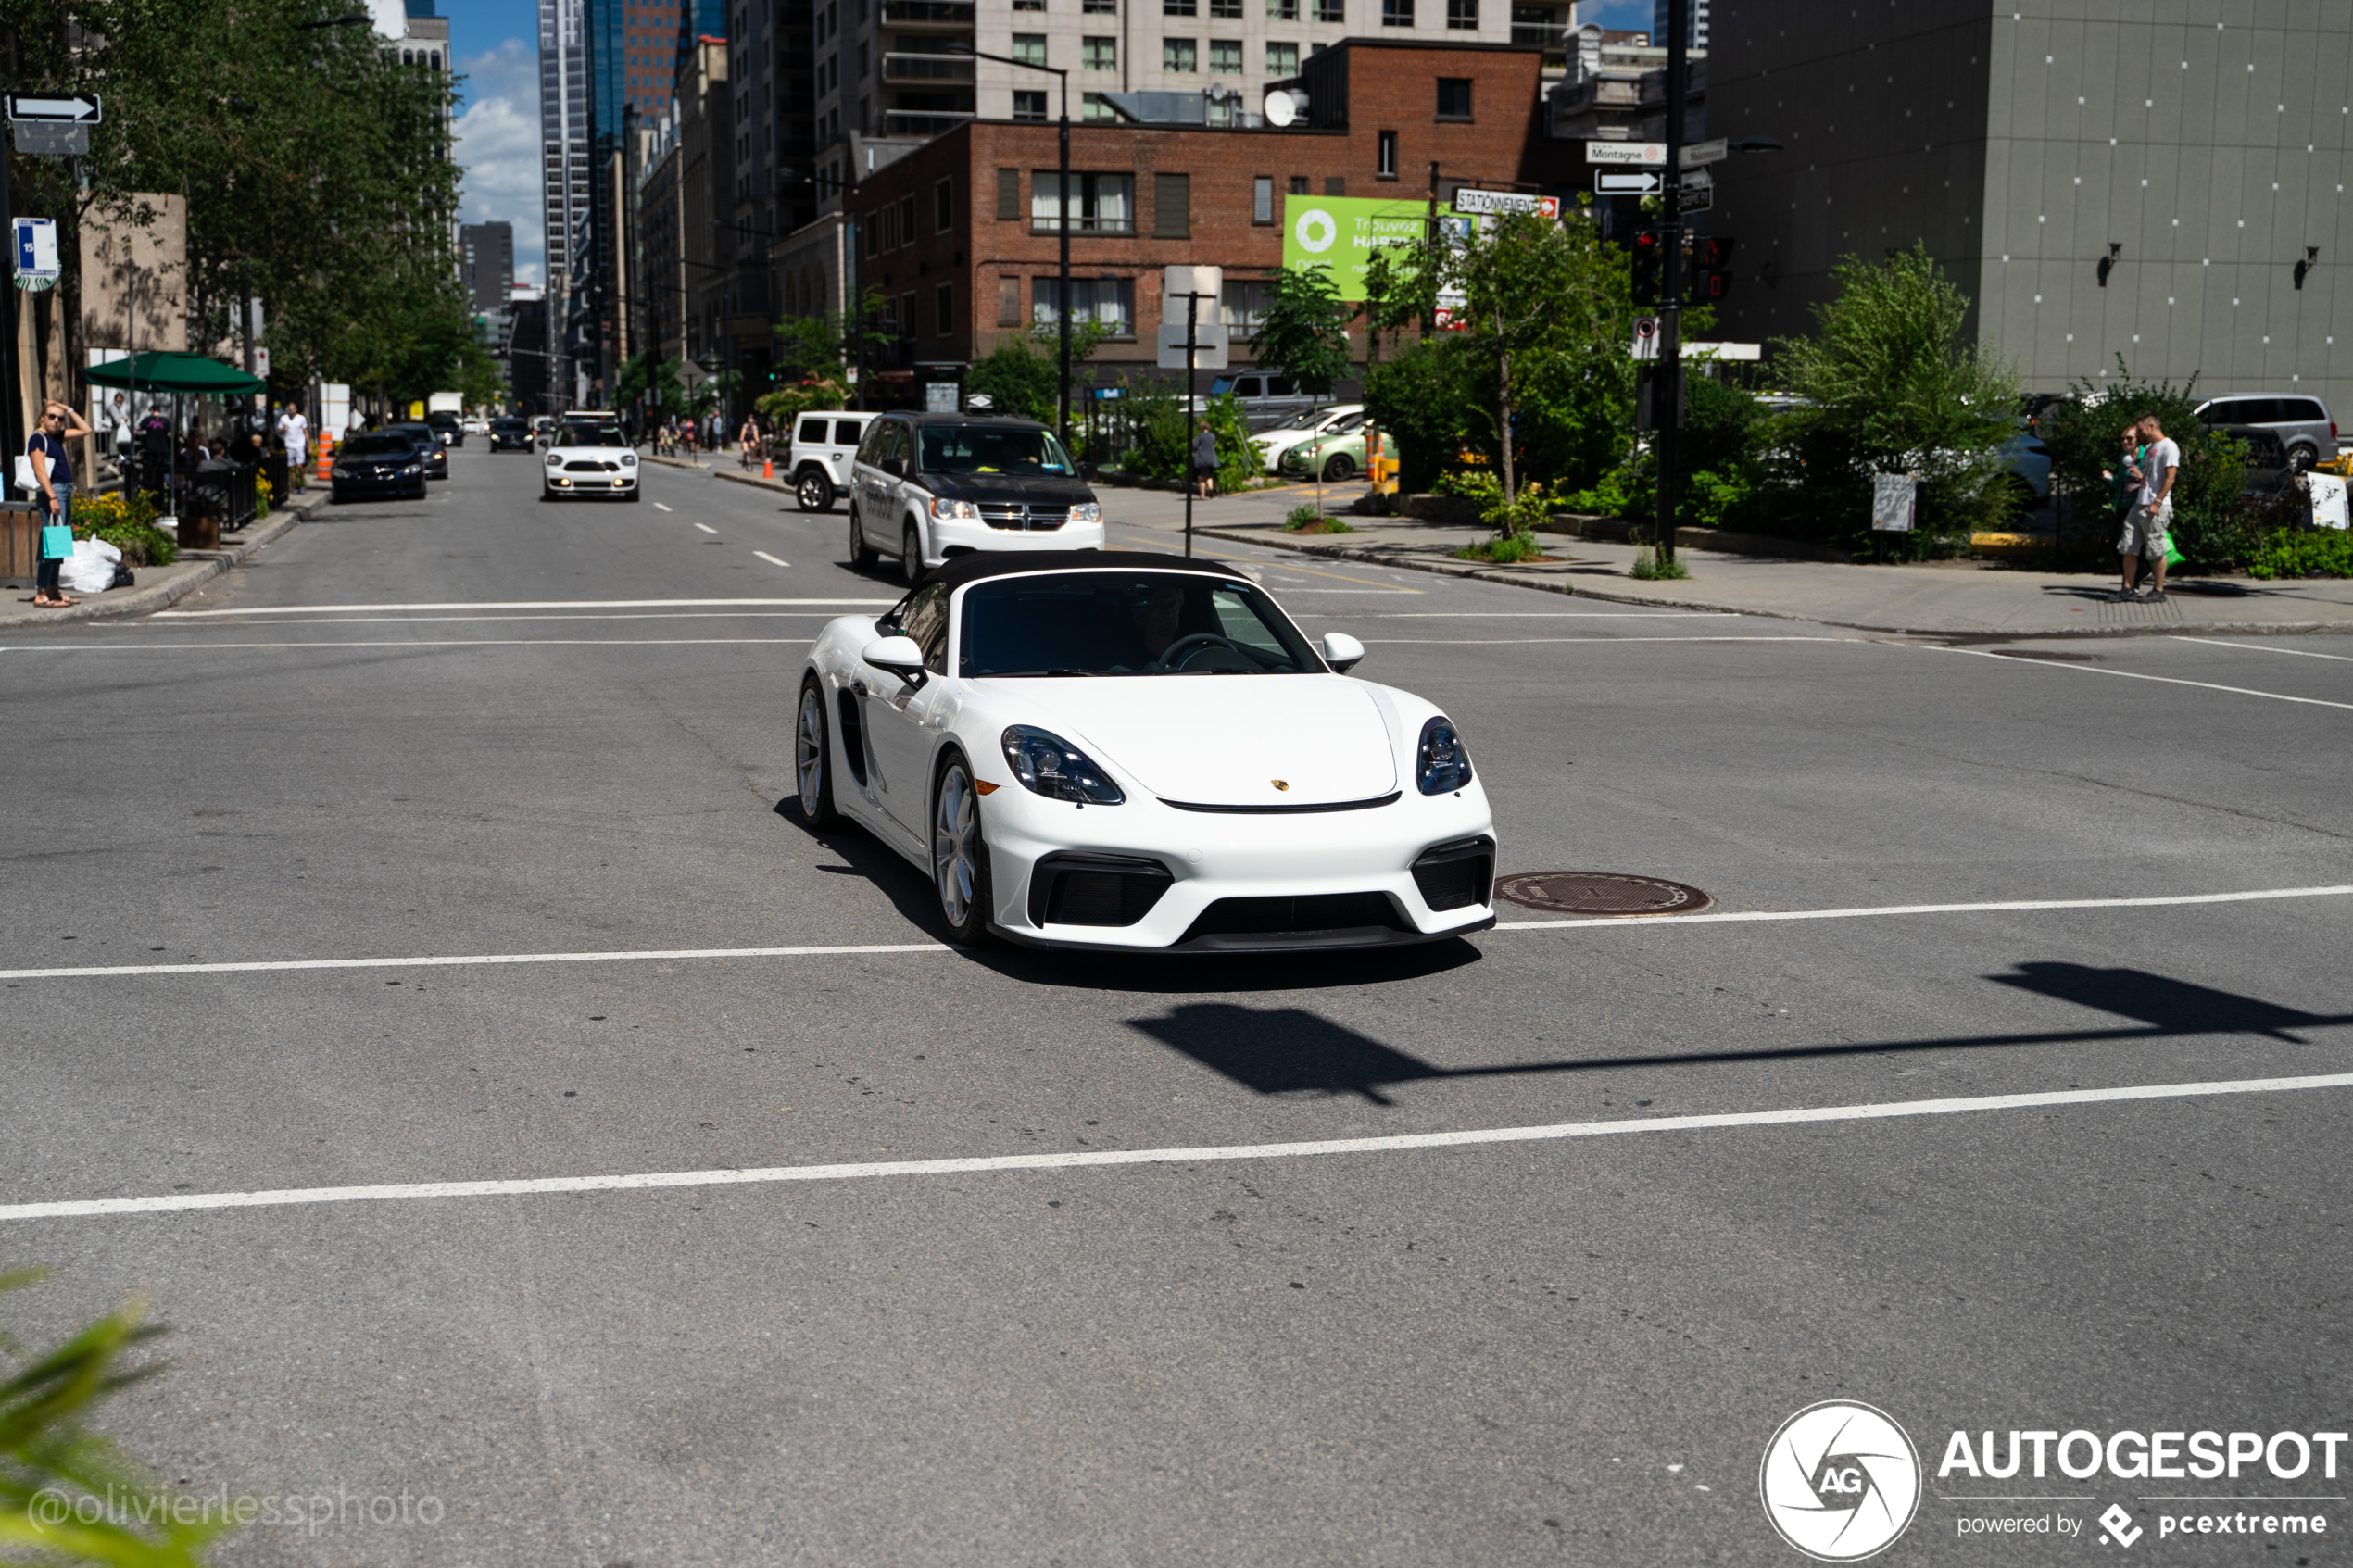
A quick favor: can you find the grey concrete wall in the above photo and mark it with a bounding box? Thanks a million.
[1706,0,2353,417]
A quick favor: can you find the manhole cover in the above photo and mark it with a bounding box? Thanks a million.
[1495,872,1714,917]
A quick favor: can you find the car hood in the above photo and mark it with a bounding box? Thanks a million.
[923,471,1093,507]
[988,676,1398,806]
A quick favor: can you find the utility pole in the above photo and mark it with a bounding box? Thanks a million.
[1652,0,1688,567]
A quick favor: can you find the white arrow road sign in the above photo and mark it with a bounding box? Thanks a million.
[8,94,101,122]
[1595,170,1664,194]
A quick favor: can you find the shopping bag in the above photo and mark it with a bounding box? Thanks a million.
[39,523,74,559]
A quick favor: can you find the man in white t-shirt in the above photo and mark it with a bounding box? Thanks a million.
[276,403,310,489]
[2118,413,2179,601]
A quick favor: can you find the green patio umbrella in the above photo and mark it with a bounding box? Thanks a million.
[86,350,267,395]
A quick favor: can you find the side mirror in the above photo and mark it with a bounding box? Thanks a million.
[1079,462,1100,482]
[1319,632,1365,673]
[880,455,905,477]
[861,634,927,685]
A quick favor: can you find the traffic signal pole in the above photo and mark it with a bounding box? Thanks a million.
[1652,0,1688,567]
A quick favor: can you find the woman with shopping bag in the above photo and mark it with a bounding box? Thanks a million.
[29,399,92,608]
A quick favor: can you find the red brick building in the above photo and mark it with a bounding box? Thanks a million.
[819,39,1572,399]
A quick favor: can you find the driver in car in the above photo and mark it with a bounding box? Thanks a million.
[1130,582,1187,663]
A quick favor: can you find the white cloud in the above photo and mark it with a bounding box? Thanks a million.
[454,38,547,290]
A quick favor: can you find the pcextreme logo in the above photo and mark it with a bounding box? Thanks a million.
[1760,1401,1924,1562]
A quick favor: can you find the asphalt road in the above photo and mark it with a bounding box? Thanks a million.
[3,447,2349,1566]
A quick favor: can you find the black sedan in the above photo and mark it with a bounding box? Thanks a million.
[330,432,428,502]
[488,417,533,452]
[426,411,465,448]
[387,423,449,480]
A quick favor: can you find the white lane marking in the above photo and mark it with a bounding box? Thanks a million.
[2,639,819,652]
[693,521,718,534]
[154,598,894,617]
[754,550,791,568]
[90,612,856,627]
[2171,636,2353,665]
[1363,636,1856,646]
[8,1073,2349,1223]
[1300,611,1747,619]
[7,884,2345,984]
[1923,645,2353,712]
[1495,884,2353,931]
[0,941,946,983]
[653,502,674,512]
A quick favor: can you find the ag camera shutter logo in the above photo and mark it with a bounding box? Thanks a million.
[1760,1401,1922,1561]
[1293,207,1338,254]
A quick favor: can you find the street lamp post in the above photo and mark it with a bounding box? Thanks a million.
[947,44,1069,442]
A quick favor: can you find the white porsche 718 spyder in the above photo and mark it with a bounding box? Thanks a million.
[793,551,1496,952]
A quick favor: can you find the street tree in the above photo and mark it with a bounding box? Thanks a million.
[1250,267,1354,513]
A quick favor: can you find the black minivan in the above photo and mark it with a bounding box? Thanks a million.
[846,412,1105,585]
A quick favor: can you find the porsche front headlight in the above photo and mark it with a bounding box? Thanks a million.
[1066,501,1101,525]
[1001,725,1125,805]
[1416,716,1473,796]
[929,495,979,520]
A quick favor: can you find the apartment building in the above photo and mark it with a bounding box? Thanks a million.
[827,38,1566,399]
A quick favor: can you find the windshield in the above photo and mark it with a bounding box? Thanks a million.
[960,572,1323,677]
[919,425,1074,475]
[341,433,417,457]
[555,422,627,448]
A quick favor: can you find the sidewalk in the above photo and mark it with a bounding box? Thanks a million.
[1104,486,2353,638]
[0,490,325,630]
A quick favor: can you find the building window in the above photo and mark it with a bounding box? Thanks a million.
[1315,0,1342,18]
[1153,171,1190,237]
[1164,0,1195,13]
[1265,41,1298,74]
[1325,175,1345,194]
[1014,0,1044,8]
[936,282,954,335]
[1445,0,1475,23]
[900,194,917,245]
[1013,31,1048,65]
[1436,77,1471,118]
[1510,4,1557,43]
[1013,89,1047,120]
[1163,37,1197,70]
[1082,35,1117,69]
[936,176,954,230]
[1211,0,1243,13]
[1209,39,1241,72]
[1378,129,1397,176]
[997,274,1022,325]
[1381,0,1411,22]
[1252,173,1274,223]
[1034,276,1135,334]
[1032,171,1136,232]
[1289,174,1308,194]
[1267,0,1298,17]
[997,167,1021,219]
[1220,278,1273,331]
[1083,0,1117,10]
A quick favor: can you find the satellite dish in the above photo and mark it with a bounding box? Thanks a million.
[1262,87,1301,127]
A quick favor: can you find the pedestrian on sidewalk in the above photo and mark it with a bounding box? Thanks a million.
[30,399,92,608]
[277,402,309,490]
[2116,414,2179,602]
[1191,424,1220,500]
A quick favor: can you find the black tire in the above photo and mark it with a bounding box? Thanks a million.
[411,483,427,500]
[1322,453,1357,483]
[625,485,641,502]
[901,521,925,586]
[849,508,877,568]
[541,486,558,502]
[795,677,838,828]
[932,751,992,947]
[797,467,834,512]
[2289,445,2318,475]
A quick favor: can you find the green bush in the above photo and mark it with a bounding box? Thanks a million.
[1284,504,1351,533]
[71,491,177,567]
[964,336,1059,426]
[1629,546,1690,580]
[2038,361,2248,568]
[2246,528,2353,580]
[1363,342,1476,494]
[1562,461,1651,520]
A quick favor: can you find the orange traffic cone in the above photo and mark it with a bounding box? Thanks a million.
[762,457,774,480]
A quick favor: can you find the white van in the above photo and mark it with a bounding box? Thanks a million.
[788,410,878,510]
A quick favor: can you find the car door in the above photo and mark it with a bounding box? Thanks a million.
[851,420,894,543]
[833,418,868,486]
[863,581,952,836]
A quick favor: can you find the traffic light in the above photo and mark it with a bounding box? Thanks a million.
[1692,235,1737,303]
[1629,228,1663,307]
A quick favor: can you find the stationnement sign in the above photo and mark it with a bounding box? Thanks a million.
[1452,189,1560,220]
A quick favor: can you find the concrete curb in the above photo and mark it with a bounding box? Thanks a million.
[644,454,711,470]
[0,493,321,629]
[1191,525,2353,640]
[712,466,790,493]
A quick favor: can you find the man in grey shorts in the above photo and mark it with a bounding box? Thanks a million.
[2117,413,2179,602]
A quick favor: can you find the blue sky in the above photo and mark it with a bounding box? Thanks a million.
[397,0,548,286]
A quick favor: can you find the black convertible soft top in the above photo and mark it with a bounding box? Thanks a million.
[917,549,1250,591]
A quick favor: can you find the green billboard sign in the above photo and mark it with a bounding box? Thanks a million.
[1278,195,1429,300]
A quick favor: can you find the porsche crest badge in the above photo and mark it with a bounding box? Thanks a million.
[1271,780,1290,791]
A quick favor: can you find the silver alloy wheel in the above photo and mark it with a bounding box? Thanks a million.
[934,761,978,926]
[902,522,924,585]
[797,684,827,816]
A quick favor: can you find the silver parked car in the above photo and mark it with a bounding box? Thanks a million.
[2194,394,2337,472]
